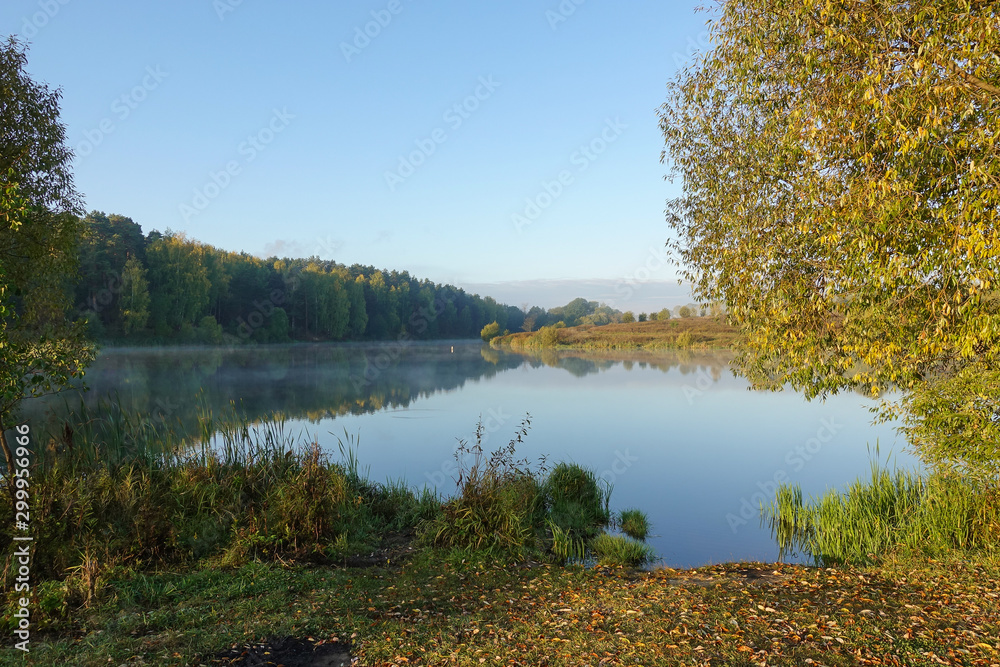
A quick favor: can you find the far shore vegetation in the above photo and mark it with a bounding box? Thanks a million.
[488,316,739,351]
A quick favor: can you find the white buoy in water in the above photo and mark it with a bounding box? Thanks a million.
[451,346,454,353]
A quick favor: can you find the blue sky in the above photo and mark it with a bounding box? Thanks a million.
[3,0,712,312]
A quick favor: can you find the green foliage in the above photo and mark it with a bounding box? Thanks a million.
[196,315,224,344]
[0,404,439,588]
[119,255,150,335]
[424,416,544,558]
[423,418,640,566]
[658,308,671,321]
[618,508,650,540]
[621,311,636,324]
[637,313,647,322]
[547,520,588,564]
[542,462,611,540]
[146,233,212,333]
[0,39,96,474]
[901,366,1000,482]
[536,325,561,347]
[675,331,694,348]
[659,0,1000,474]
[677,306,693,319]
[74,221,527,345]
[480,320,500,342]
[591,533,656,567]
[767,464,1000,566]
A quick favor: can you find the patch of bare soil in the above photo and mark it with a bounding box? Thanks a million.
[211,636,353,666]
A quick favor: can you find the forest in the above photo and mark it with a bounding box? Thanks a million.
[74,211,526,344]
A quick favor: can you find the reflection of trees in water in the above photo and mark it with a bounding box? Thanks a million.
[503,347,733,381]
[23,344,738,441]
[24,343,525,440]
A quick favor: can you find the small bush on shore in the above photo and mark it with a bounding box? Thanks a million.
[422,415,545,558]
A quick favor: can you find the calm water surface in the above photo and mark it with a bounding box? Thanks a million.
[28,341,919,568]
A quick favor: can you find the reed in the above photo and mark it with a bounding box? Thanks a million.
[0,403,440,614]
[591,533,657,566]
[766,461,1000,565]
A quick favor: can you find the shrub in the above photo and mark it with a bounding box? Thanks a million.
[535,325,561,347]
[422,416,545,558]
[480,320,501,342]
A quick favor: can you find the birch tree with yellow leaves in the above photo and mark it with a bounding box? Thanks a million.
[659,1,1000,478]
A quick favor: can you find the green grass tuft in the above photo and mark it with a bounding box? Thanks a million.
[617,508,651,540]
[591,533,657,566]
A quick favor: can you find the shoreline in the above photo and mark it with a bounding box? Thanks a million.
[490,317,739,352]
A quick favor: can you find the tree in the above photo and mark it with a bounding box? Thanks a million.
[658,308,671,321]
[523,305,545,332]
[638,312,647,322]
[677,306,693,319]
[146,233,211,334]
[621,311,636,323]
[480,320,500,342]
[1,38,96,478]
[659,0,1000,476]
[119,255,150,335]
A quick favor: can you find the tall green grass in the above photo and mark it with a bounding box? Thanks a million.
[591,533,657,567]
[0,401,442,624]
[422,417,654,566]
[766,462,1000,565]
[423,415,546,557]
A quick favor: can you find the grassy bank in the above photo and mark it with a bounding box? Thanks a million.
[3,404,1000,665]
[490,318,739,351]
[2,551,998,665]
[1,405,661,664]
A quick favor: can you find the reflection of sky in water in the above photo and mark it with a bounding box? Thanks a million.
[312,352,918,569]
[29,342,921,569]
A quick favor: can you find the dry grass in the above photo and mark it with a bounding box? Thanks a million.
[494,318,738,351]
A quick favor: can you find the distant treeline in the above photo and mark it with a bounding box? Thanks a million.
[75,212,525,344]
[520,298,720,331]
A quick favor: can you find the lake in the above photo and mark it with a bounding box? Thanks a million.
[25,340,920,568]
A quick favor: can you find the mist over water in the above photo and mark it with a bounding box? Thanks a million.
[25,341,919,568]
